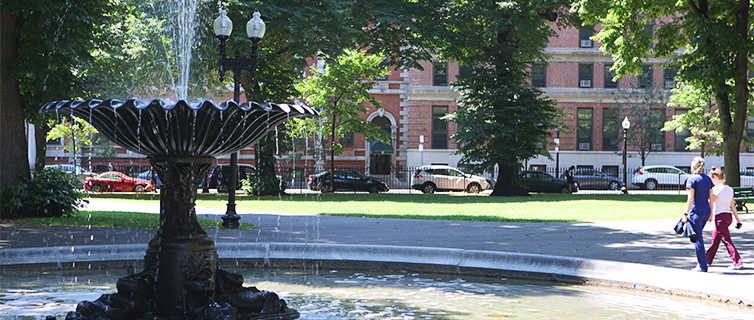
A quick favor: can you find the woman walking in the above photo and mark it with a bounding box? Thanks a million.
[682,157,713,272]
[706,167,744,270]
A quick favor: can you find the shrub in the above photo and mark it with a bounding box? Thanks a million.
[241,174,287,195]
[0,167,88,219]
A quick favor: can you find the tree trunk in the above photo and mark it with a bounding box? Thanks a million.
[490,163,528,197]
[34,124,47,172]
[0,2,31,190]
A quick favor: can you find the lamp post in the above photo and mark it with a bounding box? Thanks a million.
[213,8,266,228]
[555,128,560,178]
[621,116,630,194]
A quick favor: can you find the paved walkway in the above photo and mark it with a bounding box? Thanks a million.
[1,198,753,304]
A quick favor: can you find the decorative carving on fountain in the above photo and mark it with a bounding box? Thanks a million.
[43,99,315,320]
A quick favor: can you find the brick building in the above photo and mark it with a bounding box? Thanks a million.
[44,25,754,181]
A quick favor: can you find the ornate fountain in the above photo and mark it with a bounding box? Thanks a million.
[43,99,317,320]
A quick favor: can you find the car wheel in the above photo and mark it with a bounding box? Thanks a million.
[421,183,436,194]
[134,185,146,193]
[320,184,333,193]
[217,184,229,193]
[466,183,481,193]
[560,186,571,193]
[645,179,658,190]
[608,181,620,191]
[368,185,380,194]
[91,184,103,193]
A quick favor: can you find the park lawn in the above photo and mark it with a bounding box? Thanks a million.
[87,192,689,223]
[4,210,256,230]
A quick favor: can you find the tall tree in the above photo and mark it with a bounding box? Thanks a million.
[46,117,98,168]
[663,82,724,158]
[219,0,436,179]
[430,0,570,196]
[296,49,390,190]
[0,0,30,189]
[574,0,752,186]
[612,85,668,166]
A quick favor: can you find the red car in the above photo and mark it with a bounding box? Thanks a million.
[84,171,153,192]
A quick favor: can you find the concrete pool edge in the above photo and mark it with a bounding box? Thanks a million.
[2,242,752,307]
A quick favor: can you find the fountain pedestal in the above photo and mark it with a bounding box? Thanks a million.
[43,99,315,320]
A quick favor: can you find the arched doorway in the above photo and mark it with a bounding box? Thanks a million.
[370,116,392,174]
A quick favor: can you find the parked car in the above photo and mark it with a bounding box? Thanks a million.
[519,170,571,193]
[632,165,692,190]
[84,171,153,192]
[411,165,491,194]
[308,170,389,193]
[45,164,95,186]
[137,170,162,188]
[561,169,623,190]
[204,164,256,193]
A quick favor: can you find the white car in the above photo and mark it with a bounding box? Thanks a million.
[411,165,491,194]
[632,165,692,190]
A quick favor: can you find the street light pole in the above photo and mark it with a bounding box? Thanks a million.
[555,128,560,178]
[214,8,266,228]
[621,117,630,194]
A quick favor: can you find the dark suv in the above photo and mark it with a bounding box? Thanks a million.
[204,164,256,193]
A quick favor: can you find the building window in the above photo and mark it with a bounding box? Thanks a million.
[459,65,472,76]
[577,108,593,151]
[433,62,448,86]
[674,110,690,152]
[432,106,448,149]
[664,69,677,89]
[644,25,654,49]
[579,28,594,48]
[374,57,389,81]
[604,64,618,88]
[602,108,620,151]
[340,132,355,149]
[47,138,63,146]
[649,108,665,151]
[531,63,546,87]
[639,65,653,88]
[579,64,593,88]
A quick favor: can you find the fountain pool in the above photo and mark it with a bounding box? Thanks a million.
[2,268,753,320]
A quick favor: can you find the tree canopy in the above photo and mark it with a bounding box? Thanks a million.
[574,0,752,186]
[430,0,571,196]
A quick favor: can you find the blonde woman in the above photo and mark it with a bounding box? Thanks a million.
[706,167,744,270]
[682,157,713,272]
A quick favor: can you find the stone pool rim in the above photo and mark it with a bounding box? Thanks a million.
[1,242,752,308]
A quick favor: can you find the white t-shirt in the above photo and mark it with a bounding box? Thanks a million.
[712,184,734,215]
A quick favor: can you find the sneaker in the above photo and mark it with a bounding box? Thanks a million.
[692,266,707,272]
[728,264,744,270]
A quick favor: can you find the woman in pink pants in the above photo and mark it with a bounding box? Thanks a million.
[707,167,744,270]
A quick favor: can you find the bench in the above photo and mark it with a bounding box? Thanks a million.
[733,186,754,213]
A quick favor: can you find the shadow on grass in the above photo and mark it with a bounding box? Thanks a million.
[324,213,578,223]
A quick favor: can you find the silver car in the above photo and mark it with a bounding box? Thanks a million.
[411,165,490,194]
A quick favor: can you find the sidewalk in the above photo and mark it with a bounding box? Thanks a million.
[1,198,753,304]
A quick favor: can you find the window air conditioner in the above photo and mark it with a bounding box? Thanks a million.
[665,80,675,89]
[578,143,591,150]
[651,143,663,151]
[579,80,592,88]
[748,146,754,152]
[580,40,592,48]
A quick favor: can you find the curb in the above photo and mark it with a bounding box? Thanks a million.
[2,243,752,307]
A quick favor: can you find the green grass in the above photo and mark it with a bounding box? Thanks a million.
[85,192,689,223]
[5,210,256,230]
